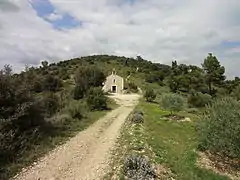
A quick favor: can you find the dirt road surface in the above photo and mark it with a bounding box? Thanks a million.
[13,94,140,180]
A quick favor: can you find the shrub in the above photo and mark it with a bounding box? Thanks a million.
[144,88,156,102]
[160,93,185,114]
[48,113,72,125]
[198,97,240,158]
[43,75,62,92]
[41,92,59,117]
[0,66,52,161]
[130,110,144,123]
[67,101,86,119]
[186,108,199,114]
[123,154,156,180]
[86,87,107,111]
[188,92,212,108]
[145,71,164,84]
[125,82,138,93]
[231,85,240,101]
[73,85,85,100]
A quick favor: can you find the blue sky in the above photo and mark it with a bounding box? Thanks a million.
[222,41,240,48]
[0,0,240,78]
[30,0,81,30]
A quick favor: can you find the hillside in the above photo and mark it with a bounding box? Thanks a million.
[1,54,240,179]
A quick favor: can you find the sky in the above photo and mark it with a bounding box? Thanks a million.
[0,0,240,78]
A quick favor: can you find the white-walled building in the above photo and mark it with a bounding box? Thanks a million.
[102,69,124,94]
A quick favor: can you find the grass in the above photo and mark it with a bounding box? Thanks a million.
[138,101,229,180]
[0,98,117,180]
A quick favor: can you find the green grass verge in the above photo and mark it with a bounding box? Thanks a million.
[138,101,229,180]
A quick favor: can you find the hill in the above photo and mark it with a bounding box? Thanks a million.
[1,54,240,179]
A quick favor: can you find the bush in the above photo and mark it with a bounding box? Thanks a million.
[0,67,51,168]
[43,75,62,92]
[86,87,108,111]
[125,82,138,93]
[144,88,156,102]
[123,154,156,180]
[48,113,72,125]
[67,101,86,119]
[198,97,240,158]
[188,92,212,108]
[160,93,184,114]
[73,85,85,100]
[41,92,59,117]
[231,85,240,101]
[130,110,144,123]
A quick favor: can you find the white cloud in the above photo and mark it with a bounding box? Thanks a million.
[45,12,62,21]
[0,0,239,78]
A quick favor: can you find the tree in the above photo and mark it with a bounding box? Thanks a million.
[145,71,165,84]
[43,75,62,92]
[73,85,85,100]
[41,61,49,68]
[0,66,48,163]
[41,92,59,117]
[169,61,181,93]
[74,66,105,99]
[188,92,212,108]
[144,88,156,102]
[198,97,240,158]
[202,53,225,95]
[86,87,107,111]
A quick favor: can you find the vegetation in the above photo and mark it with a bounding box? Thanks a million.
[0,58,114,179]
[202,53,225,96]
[123,154,156,180]
[139,102,228,180]
[198,97,240,158]
[86,87,108,111]
[144,88,156,102]
[125,81,139,93]
[129,110,144,124]
[160,93,185,114]
[74,66,105,99]
[231,85,240,100]
[188,92,212,108]
[1,53,240,179]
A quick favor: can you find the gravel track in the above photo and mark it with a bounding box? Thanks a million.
[13,94,140,180]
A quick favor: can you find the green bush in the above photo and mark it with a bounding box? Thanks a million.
[67,101,87,119]
[73,85,85,100]
[188,92,212,108]
[43,75,62,92]
[198,97,240,158]
[42,92,59,117]
[144,88,156,102]
[231,85,240,101]
[125,82,138,93]
[160,93,185,114]
[86,87,107,111]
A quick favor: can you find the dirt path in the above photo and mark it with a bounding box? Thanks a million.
[13,94,140,180]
